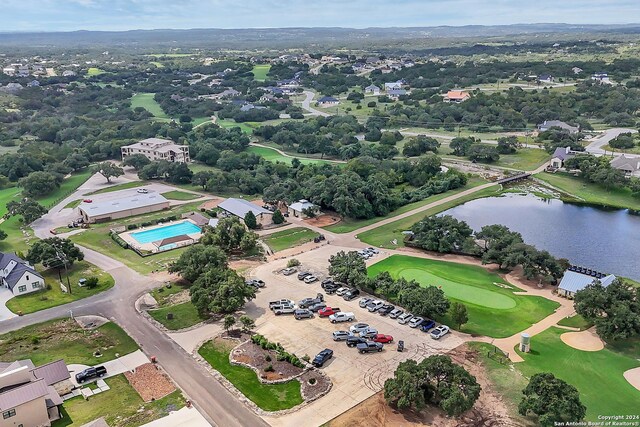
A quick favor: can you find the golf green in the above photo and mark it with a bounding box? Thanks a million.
[398,267,516,309]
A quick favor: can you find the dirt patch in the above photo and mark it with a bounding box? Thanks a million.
[149,270,182,284]
[623,367,640,392]
[305,214,340,227]
[300,370,332,401]
[199,198,223,210]
[124,363,176,402]
[166,290,191,305]
[229,259,262,274]
[560,328,604,351]
[231,341,304,381]
[328,343,518,427]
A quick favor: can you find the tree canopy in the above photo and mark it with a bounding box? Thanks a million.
[518,373,586,427]
[26,237,84,270]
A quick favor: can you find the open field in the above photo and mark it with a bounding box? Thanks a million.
[86,67,106,76]
[161,190,202,200]
[0,186,21,216]
[357,185,502,248]
[0,318,138,366]
[216,118,255,134]
[87,181,147,195]
[516,327,640,421]
[263,227,319,252]
[130,93,168,118]
[54,375,184,427]
[557,314,592,330]
[148,283,204,330]
[34,170,93,208]
[536,172,640,211]
[325,176,487,233]
[252,64,271,81]
[494,148,550,171]
[0,215,33,253]
[247,145,335,166]
[368,255,560,337]
[198,339,303,411]
[5,261,115,314]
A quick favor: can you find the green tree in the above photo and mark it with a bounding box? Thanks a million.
[18,171,61,197]
[328,251,367,285]
[26,237,84,270]
[85,277,100,289]
[169,245,228,283]
[272,209,285,224]
[191,171,215,190]
[94,162,124,183]
[0,229,7,240]
[467,144,500,163]
[519,373,586,427]
[244,211,258,229]
[63,152,91,172]
[301,207,317,218]
[402,136,440,156]
[239,315,255,333]
[5,199,48,224]
[496,136,519,154]
[399,285,450,319]
[609,133,636,149]
[190,268,256,315]
[223,315,236,333]
[122,154,151,171]
[450,302,468,329]
[449,137,476,156]
[201,217,261,255]
[411,215,476,254]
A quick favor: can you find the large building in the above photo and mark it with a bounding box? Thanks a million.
[0,252,45,296]
[557,266,617,298]
[78,193,170,223]
[218,198,273,227]
[121,138,190,163]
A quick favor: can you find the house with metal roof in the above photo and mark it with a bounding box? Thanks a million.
[317,96,339,107]
[78,193,170,223]
[288,199,318,218]
[218,198,273,227]
[537,120,579,134]
[0,252,45,296]
[557,266,617,298]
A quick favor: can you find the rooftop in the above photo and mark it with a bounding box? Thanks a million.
[558,267,616,294]
[78,193,169,217]
[219,198,271,218]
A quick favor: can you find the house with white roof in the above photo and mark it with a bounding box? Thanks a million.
[78,193,170,223]
[364,85,380,95]
[0,252,45,296]
[557,266,616,298]
[121,138,190,163]
[288,200,318,218]
[218,198,273,227]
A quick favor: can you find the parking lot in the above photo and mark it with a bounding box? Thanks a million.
[247,244,464,426]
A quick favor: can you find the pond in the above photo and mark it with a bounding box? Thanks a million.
[441,193,640,281]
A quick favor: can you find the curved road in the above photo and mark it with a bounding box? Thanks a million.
[584,127,638,157]
[300,91,330,117]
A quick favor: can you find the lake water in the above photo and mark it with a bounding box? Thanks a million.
[441,193,640,281]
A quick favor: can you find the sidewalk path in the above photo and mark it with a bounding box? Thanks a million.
[67,350,150,387]
[141,406,211,427]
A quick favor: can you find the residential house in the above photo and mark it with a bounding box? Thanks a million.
[0,252,45,297]
[592,72,611,84]
[610,154,640,178]
[181,212,210,227]
[27,80,40,88]
[384,81,403,91]
[538,74,554,83]
[61,70,76,77]
[211,88,241,100]
[317,96,339,107]
[121,137,190,163]
[288,199,318,218]
[444,90,471,103]
[557,266,616,298]
[387,88,408,100]
[550,146,578,169]
[0,83,23,94]
[537,120,579,134]
[572,67,583,75]
[0,358,70,426]
[364,85,380,95]
[218,198,273,227]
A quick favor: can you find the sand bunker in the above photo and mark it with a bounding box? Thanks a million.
[623,367,640,392]
[560,328,604,351]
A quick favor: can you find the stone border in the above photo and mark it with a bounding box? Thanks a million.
[192,335,332,416]
[135,293,217,333]
[229,342,308,385]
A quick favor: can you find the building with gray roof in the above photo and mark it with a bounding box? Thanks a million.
[218,198,273,227]
[0,252,45,296]
[557,266,616,298]
[610,154,640,178]
[78,193,170,223]
[121,137,190,163]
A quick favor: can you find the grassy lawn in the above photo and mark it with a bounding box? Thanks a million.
[247,145,335,166]
[516,327,640,421]
[326,177,487,233]
[34,170,93,208]
[64,199,82,209]
[53,375,184,427]
[198,340,303,411]
[536,172,640,211]
[148,301,205,330]
[263,227,319,252]
[357,185,502,248]
[86,67,106,76]
[368,255,560,338]
[495,148,550,171]
[87,181,147,195]
[0,319,138,365]
[69,202,203,274]
[252,64,271,81]
[5,261,114,314]
[556,314,592,330]
[130,93,168,119]
[0,186,21,216]
[161,190,202,201]
[215,118,255,134]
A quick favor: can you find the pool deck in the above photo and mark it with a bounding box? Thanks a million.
[118,219,203,253]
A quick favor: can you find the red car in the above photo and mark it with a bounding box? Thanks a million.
[373,334,394,344]
[318,307,340,317]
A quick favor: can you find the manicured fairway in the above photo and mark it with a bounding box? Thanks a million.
[252,64,271,81]
[160,190,201,200]
[263,227,319,252]
[247,146,334,166]
[130,92,168,118]
[516,327,640,420]
[0,186,21,216]
[368,255,560,338]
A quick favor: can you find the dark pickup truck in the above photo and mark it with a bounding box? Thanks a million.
[356,341,384,354]
[75,366,107,383]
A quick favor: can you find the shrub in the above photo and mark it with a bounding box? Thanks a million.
[85,276,99,289]
[309,378,317,385]
[127,224,138,230]
[302,354,311,362]
[287,258,301,268]
[264,364,275,372]
[265,355,272,362]
[31,336,40,345]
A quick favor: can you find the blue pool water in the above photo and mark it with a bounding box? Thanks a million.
[130,221,201,244]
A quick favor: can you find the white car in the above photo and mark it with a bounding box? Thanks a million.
[329,312,355,323]
[136,188,149,193]
[304,275,318,284]
[388,308,404,319]
[365,247,379,254]
[397,313,413,325]
[430,325,450,340]
[336,287,350,296]
[332,330,354,341]
[349,323,370,334]
[367,301,384,312]
[408,316,424,328]
[360,327,379,339]
[282,267,296,276]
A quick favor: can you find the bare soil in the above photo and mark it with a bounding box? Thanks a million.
[560,328,604,351]
[305,214,340,227]
[300,370,332,401]
[199,198,223,210]
[231,341,304,381]
[124,363,176,402]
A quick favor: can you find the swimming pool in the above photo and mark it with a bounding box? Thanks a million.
[130,221,201,244]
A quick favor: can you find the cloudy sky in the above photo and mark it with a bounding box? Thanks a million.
[3,0,640,32]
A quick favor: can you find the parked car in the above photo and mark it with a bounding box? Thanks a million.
[409,316,424,328]
[357,341,383,354]
[321,278,334,286]
[360,327,379,339]
[323,283,340,294]
[136,188,149,194]
[388,308,404,319]
[318,307,340,317]
[343,289,360,300]
[397,340,405,352]
[269,299,294,310]
[329,312,355,323]
[397,313,413,325]
[420,319,436,332]
[367,300,384,312]
[373,334,394,344]
[304,275,319,284]
[308,302,327,312]
[349,323,370,334]
[346,336,368,347]
[365,247,379,254]
[298,294,324,309]
[332,331,354,341]
[274,305,296,315]
[312,349,333,367]
[358,297,372,308]
[75,366,107,383]
[297,272,311,280]
[335,287,350,296]
[321,280,336,290]
[430,325,450,340]
[378,304,395,316]
[282,267,297,276]
[246,279,265,288]
[294,309,314,320]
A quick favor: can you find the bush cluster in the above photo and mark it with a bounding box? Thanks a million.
[251,334,305,368]
[110,232,129,249]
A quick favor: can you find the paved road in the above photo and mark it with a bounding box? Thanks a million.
[300,91,330,117]
[585,127,638,157]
